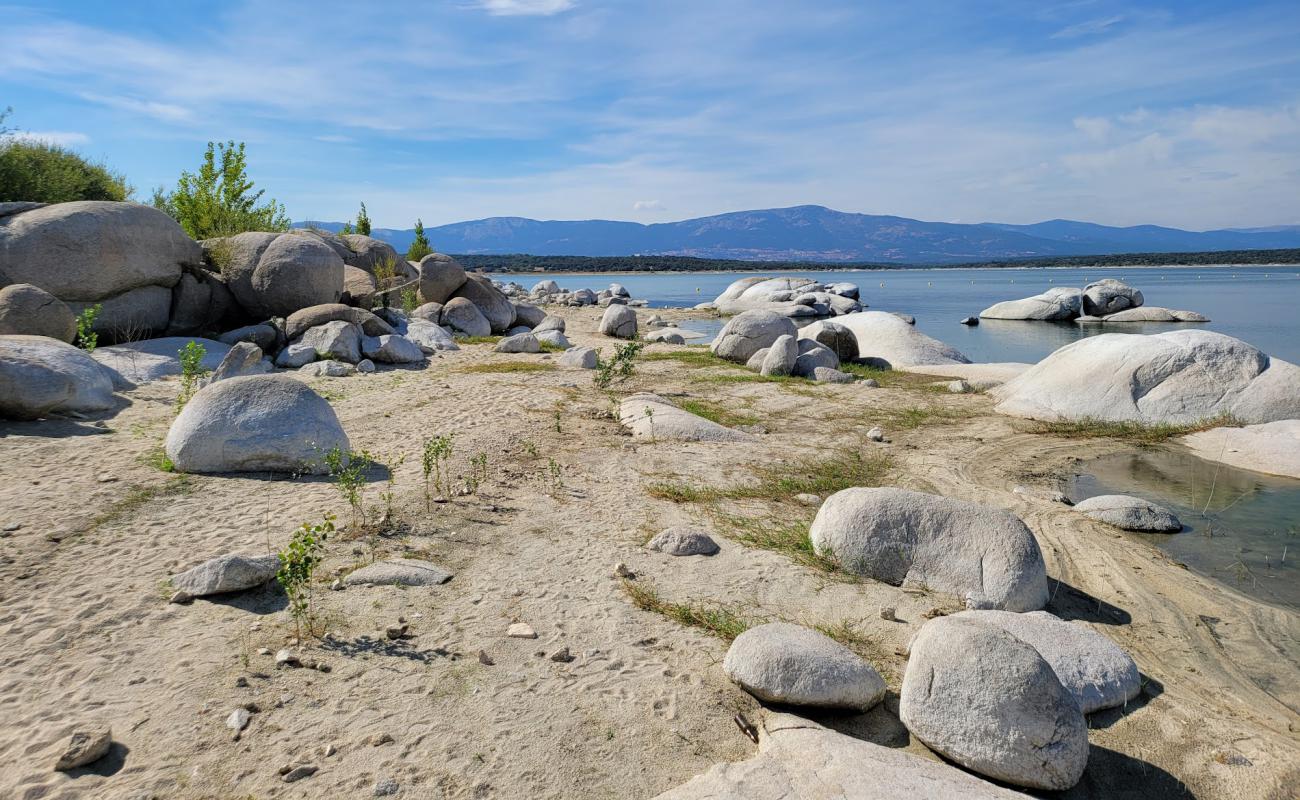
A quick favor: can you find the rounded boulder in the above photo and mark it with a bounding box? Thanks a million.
[723,622,886,711]
[0,283,76,342]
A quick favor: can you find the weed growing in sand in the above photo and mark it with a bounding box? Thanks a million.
[141,445,175,472]
[642,350,730,369]
[464,452,490,494]
[711,512,844,575]
[75,304,101,353]
[881,404,972,430]
[93,475,192,529]
[457,335,503,346]
[175,340,208,411]
[1031,414,1240,446]
[277,515,333,641]
[421,434,454,509]
[677,398,759,429]
[594,340,645,389]
[553,408,563,433]
[620,579,757,640]
[646,450,891,505]
[379,454,405,522]
[520,439,539,459]
[324,446,374,526]
[546,458,565,496]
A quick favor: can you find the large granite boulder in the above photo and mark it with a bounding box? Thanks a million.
[0,335,116,419]
[205,231,343,318]
[362,334,425,364]
[1102,306,1208,323]
[219,323,281,353]
[1082,278,1142,316]
[338,234,405,276]
[296,320,362,364]
[810,488,1048,611]
[599,304,638,339]
[0,283,76,342]
[450,273,514,333]
[950,610,1141,714]
[342,265,377,307]
[417,253,468,304]
[760,334,798,376]
[900,616,1088,790]
[798,320,858,362]
[172,553,280,597]
[619,393,757,443]
[833,311,969,367]
[166,270,237,336]
[1073,494,1182,532]
[164,375,349,473]
[511,302,547,329]
[284,303,393,340]
[723,623,885,711]
[440,297,492,337]
[404,320,459,352]
[991,330,1300,424]
[91,336,229,386]
[1180,419,1300,480]
[792,339,839,378]
[980,287,1081,321]
[652,713,1026,800]
[714,277,827,315]
[711,310,798,363]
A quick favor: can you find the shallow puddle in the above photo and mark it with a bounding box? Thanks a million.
[1070,448,1300,611]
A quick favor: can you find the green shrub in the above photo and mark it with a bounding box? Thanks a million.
[356,202,371,236]
[594,341,645,389]
[406,218,432,262]
[420,434,454,509]
[277,515,333,640]
[175,340,208,410]
[75,304,102,353]
[0,137,132,203]
[152,140,289,239]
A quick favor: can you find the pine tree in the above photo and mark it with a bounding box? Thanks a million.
[406,218,432,261]
[356,202,371,236]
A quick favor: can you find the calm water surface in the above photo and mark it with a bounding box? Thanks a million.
[514,266,1300,363]
[1070,450,1300,611]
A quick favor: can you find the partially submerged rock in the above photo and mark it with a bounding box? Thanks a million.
[900,615,1088,790]
[723,622,886,711]
[1073,494,1182,532]
[809,488,1048,611]
[1102,306,1208,323]
[164,375,349,474]
[172,553,281,597]
[345,558,453,587]
[833,311,970,367]
[619,393,757,443]
[1180,419,1300,480]
[980,287,1081,321]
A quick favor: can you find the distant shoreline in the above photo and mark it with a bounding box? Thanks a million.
[485,263,1300,277]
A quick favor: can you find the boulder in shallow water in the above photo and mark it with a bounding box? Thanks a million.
[833,311,970,367]
[1102,306,1208,323]
[980,287,1081,321]
[1073,494,1182,532]
[1082,278,1143,316]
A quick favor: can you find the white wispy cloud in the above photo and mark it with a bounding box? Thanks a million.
[1052,15,1125,39]
[632,200,665,212]
[3,130,91,147]
[472,0,575,16]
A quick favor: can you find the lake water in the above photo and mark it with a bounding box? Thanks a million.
[514,266,1300,364]
[1070,450,1300,611]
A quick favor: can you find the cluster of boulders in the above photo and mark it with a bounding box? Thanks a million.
[707,308,970,384]
[656,484,1144,796]
[701,276,862,318]
[980,278,1208,324]
[498,279,648,310]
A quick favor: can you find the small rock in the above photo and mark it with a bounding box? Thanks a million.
[948,380,972,394]
[879,606,896,622]
[234,676,249,688]
[385,624,409,640]
[330,578,343,591]
[794,493,822,506]
[2,522,20,532]
[282,764,318,783]
[54,724,112,771]
[507,623,537,639]
[614,562,635,578]
[275,649,300,667]
[322,743,337,757]
[96,473,118,483]
[257,647,272,656]
[227,708,251,734]
[859,378,880,388]
[169,590,194,605]
[959,316,979,326]
[478,650,495,666]
[550,647,575,663]
[867,427,885,442]
[315,662,332,673]
[375,778,401,797]
[372,732,394,746]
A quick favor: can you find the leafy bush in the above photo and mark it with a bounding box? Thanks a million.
[421,434,454,509]
[277,515,333,640]
[400,288,419,315]
[75,304,102,353]
[152,140,289,239]
[324,446,374,526]
[176,340,208,410]
[594,341,645,389]
[0,127,132,203]
[406,218,432,262]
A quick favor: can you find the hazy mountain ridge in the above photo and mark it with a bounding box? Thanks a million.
[298,205,1300,263]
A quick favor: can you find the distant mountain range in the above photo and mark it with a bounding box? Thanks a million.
[297,205,1300,264]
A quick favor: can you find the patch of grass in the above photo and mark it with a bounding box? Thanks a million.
[677,398,760,428]
[140,445,175,472]
[881,404,974,429]
[713,512,843,575]
[1031,414,1240,446]
[457,335,502,345]
[621,579,758,640]
[647,450,892,505]
[458,361,556,374]
[93,475,192,529]
[643,349,736,369]
[538,340,566,353]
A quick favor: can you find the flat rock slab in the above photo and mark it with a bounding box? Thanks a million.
[0,334,117,420]
[723,623,886,711]
[619,393,757,443]
[951,610,1141,714]
[902,362,1031,385]
[345,559,453,587]
[173,553,280,597]
[647,527,720,556]
[92,336,229,387]
[652,713,1027,799]
[1073,494,1182,532]
[1180,420,1300,480]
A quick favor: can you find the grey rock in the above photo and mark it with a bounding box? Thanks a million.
[219,323,280,353]
[53,723,113,771]
[600,304,638,339]
[647,527,720,556]
[417,253,468,304]
[952,610,1141,714]
[644,329,687,344]
[451,273,514,333]
[535,329,571,348]
[792,340,840,377]
[711,310,798,363]
[356,358,376,374]
[297,320,362,363]
[745,347,770,371]
[559,346,598,369]
[531,279,560,295]
[760,334,798,376]
[410,302,444,323]
[800,320,858,362]
[991,330,1300,424]
[440,297,492,338]
[173,553,280,596]
[227,708,252,733]
[494,333,541,353]
[338,233,405,275]
[891,312,916,325]
[1073,494,1182,532]
[866,426,884,441]
[980,287,1081,321]
[275,343,317,368]
[1102,306,1209,323]
[212,231,343,318]
[620,392,757,443]
[723,623,885,711]
[67,284,173,341]
[533,314,566,334]
[652,713,1025,799]
[362,334,425,364]
[0,335,117,419]
[900,616,1087,790]
[282,765,318,783]
[164,375,348,474]
[91,336,228,387]
[162,266,234,338]
[345,558,453,586]
[813,367,854,383]
[374,778,400,797]
[284,303,393,340]
[208,342,267,383]
[809,488,1048,611]
[960,316,979,326]
[512,302,547,328]
[834,311,970,367]
[1083,278,1143,316]
[0,284,77,342]
[404,320,459,352]
[341,264,376,307]
[299,360,356,377]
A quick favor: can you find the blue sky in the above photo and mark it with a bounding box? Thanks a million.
[2,0,1298,230]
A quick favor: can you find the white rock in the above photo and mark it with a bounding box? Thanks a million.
[507,622,537,639]
[833,311,970,367]
[619,393,756,443]
[1073,494,1182,532]
[1180,419,1300,479]
[53,723,113,771]
[297,320,361,363]
[647,527,720,556]
[760,334,798,377]
[559,346,598,369]
[361,334,425,364]
[711,310,798,363]
[275,343,317,368]
[494,333,541,353]
[980,287,1081,321]
[404,319,459,352]
[599,304,638,339]
[723,623,885,711]
[172,553,280,596]
[227,708,251,732]
[344,559,453,586]
[298,360,356,377]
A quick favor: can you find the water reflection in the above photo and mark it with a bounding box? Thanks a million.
[1070,449,1300,610]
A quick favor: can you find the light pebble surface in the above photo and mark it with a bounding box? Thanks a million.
[0,304,1294,800]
